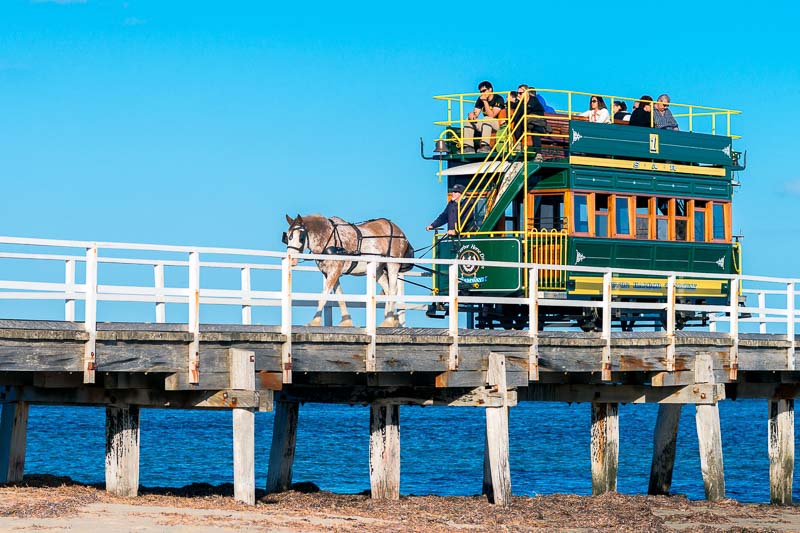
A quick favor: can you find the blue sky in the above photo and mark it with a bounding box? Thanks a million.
[1,0,798,277]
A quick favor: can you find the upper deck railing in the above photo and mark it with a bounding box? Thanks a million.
[0,235,795,383]
[433,88,742,155]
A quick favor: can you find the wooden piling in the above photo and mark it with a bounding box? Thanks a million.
[266,400,299,493]
[230,348,255,505]
[105,405,140,497]
[0,401,29,483]
[369,403,400,500]
[591,402,619,495]
[694,352,725,501]
[648,404,682,495]
[768,399,794,505]
[483,352,511,506]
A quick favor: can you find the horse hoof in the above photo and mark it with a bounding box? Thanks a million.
[339,319,353,327]
[379,318,399,328]
[307,318,322,327]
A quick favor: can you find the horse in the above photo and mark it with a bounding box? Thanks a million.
[282,214,414,327]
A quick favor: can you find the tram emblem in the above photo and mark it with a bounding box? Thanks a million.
[457,244,487,284]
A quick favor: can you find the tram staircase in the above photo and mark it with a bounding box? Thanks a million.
[457,148,538,233]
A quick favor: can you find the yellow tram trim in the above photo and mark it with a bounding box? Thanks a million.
[570,275,728,298]
[569,156,727,177]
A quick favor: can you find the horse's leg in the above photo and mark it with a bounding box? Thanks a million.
[334,280,353,327]
[308,269,339,327]
[378,266,400,327]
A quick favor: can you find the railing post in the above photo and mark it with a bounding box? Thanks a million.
[787,282,795,371]
[448,263,459,371]
[729,276,739,380]
[666,275,676,372]
[188,251,200,385]
[601,271,612,381]
[688,106,693,132]
[280,257,293,383]
[397,273,406,327]
[241,266,252,326]
[528,267,539,381]
[365,261,377,372]
[154,263,165,324]
[64,259,75,322]
[83,246,98,384]
[759,290,767,334]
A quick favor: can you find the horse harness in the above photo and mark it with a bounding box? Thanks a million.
[321,218,400,274]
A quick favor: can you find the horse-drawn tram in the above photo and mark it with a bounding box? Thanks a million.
[424,88,745,330]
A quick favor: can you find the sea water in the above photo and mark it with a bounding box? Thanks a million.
[7,399,793,503]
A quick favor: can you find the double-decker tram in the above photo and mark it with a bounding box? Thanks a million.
[424,88,745,330]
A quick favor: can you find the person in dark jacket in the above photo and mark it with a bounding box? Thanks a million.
[629,95,654,127]
[427,183,464,235]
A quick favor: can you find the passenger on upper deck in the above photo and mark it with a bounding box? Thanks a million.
[513,84,547,162]
[426,183,464,235]
[462,81,505,154]
[653,94,679,130]
[613,100,630,121]
[629,95,653,127]
[579,95,610,123]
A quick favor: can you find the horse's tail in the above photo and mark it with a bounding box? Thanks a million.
[400,239,415,273]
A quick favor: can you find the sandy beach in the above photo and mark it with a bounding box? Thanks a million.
[0,476,799,532]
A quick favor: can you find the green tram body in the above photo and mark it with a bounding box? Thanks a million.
[430,110,743,330]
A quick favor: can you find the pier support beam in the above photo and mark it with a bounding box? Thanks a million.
[768,399,794,505]
[230,348,255,505]
[483,352,511,506]
[105,405,140,497]
[369,403,400,500]
[694,353,725,501]
[648,404,682,495]
[0,401,29,483]
[266,400,299,493]
[591,402,619,495]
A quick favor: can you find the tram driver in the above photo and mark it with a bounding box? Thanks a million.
[427,183,464,236]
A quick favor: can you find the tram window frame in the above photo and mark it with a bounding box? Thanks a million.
[691,199,707,242]
[595,193,609,238]
[674,198,689,241]
[529,192,566,231]
[635,196,651,239]
[655,197,671,241]
[612,195,634,238]
[572,192,591,235]
[711,201,730,242]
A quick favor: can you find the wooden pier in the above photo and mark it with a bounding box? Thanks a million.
[1,319,798,506]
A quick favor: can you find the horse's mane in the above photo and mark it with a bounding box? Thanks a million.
[300,214,331,236]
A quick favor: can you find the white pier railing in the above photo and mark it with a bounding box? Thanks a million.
[0,236,797,384]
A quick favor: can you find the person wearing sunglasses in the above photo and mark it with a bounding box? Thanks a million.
[629,95,654,127]
[653,93,679,130]
[579,95,610,123]
[462,80,505,153]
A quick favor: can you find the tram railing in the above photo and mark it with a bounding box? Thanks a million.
[0,235,796,383]
[434,88,742,155]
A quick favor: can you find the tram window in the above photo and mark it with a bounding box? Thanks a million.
[694,200,707,242]
[574,194,589,233]
[533,194,564,230]
[635,197,650,239]
[675,199,688,241]
[712,203,726,240]
[595,194,609,238]
[615,196,632,236]
[656,198,670,240]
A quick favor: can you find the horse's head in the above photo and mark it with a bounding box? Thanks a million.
[282,214,306,266]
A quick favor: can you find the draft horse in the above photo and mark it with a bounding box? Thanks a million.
[282,214,414,327]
